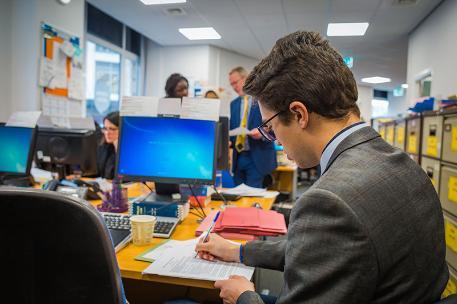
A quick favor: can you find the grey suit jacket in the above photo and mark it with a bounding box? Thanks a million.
[238,126,448,304]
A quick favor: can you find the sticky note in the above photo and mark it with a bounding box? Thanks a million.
[449,176,457,204]
[408,135,417,154]
[452,127,457,152]
[427,136,438,157]
[445,220,457,252]
[386,128,394,144]
[397,127,405,144]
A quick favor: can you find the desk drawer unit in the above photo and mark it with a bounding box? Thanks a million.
[421,115,443,159]
[442,115,457,164]
[394,120,406,150]
[421,156,441,194]
[444,212,457,271]
[441,165,457,217]
[406,117,421,156]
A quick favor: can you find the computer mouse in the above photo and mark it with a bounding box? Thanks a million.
[252,202,262,209]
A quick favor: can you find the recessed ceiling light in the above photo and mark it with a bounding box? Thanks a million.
[361,77,391,84]
[401,83,409,89]
[327,22,369,36]
[179,27,221,40]
[139,0,186,5]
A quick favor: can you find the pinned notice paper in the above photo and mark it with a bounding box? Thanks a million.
[229,126,251,137]
[158,98,181,117]
[39,57,55,88]
[120,96,159,117]
[181,97,220,121]
[6,111,41,128]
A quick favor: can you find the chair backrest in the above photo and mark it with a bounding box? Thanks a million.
[0,187,125,303]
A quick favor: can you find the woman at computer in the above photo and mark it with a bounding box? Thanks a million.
[97,111,119,179]
[165,73,189,98]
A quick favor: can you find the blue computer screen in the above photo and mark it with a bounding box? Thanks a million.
[0,126,34,174]
[117,117,216,183]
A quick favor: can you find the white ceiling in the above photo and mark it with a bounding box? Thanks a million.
[87,0,443,92]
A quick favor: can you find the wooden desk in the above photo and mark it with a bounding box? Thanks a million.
[90,183,278,290]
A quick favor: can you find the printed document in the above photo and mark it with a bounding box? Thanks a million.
[142,238,254,281]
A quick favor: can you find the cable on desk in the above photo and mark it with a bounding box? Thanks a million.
[189,184,207,218]
[212,185,228,205]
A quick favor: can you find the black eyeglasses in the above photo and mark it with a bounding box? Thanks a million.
[257,111,284,142]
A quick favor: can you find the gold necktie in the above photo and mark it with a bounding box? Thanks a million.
[235,96,249,152]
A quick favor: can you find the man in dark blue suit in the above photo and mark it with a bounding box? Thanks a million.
[228,66,277,188]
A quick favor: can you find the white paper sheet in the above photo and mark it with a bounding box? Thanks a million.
[68,67,84,101]
[181,97,220,121]
[50,41,68,89]
[219,98,230,118]
[158,98,181,117]
[229,126,251,137]
[6,111,41,128]
[39,57,55,88]
[221,183,276,197]
[120,96,159,117]
[142,238,254,281]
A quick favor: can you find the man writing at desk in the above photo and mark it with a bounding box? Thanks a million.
[195,31,448,303]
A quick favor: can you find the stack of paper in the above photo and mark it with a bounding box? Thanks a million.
[221,183,279,198]
[140,238,254,281]
[195,208,287,239]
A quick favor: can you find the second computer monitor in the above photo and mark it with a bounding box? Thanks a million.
[0,125,36,176]
[117,116,217,185]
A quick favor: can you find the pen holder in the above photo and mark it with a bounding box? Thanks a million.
[97,184,129,213]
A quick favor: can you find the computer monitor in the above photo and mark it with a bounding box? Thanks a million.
[216,116,229,171]
[116,116,217,185]
[35,127,98,178]
[0,125,36,176]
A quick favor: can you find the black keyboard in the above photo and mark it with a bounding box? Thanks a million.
[101,212,178,238]
[211,193,241,201]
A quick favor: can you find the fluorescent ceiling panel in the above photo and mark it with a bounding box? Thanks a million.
[401,83,409,88]
[361,76,391,84]
[179,27,221,40]
[327,22,369,36]
[139,0,186,5]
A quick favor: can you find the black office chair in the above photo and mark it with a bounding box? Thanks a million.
[0,187,126,303]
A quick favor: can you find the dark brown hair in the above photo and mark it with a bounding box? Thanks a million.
[243,31,359,124]
[165,73,188,98]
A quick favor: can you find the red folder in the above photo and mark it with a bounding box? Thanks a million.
[195,208,287,240]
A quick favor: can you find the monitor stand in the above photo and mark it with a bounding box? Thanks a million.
[144,182,181,204]
[0,175,35,187]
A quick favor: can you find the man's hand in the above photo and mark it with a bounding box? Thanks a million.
[195,233,240,262]
[215,275,255,304]
[249,128,262,140]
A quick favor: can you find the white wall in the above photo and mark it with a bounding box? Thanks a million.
[387,92,407,117]
[144,41,210,97]
[8,0,84,117]
[357,85,373,122]
[407,0,457,104]
[0,0,12,122]
[144,40,259,102]
[208,46,259,101]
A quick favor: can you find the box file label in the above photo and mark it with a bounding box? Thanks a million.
[426,136,438,157]
[386,127,394,144]
[408,135,417,154]
[452,127,457,151]
[397,127,405,144]
[445,219,457,252]
[448,176,457,204]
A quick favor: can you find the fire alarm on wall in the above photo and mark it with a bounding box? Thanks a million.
[58,0,71,5]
